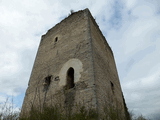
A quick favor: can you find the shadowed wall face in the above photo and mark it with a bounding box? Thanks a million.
[88,14,126,118]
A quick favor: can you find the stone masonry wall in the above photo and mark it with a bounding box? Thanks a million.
[21,9,128,120]
[21,9,97,116]
[88,11,126,119]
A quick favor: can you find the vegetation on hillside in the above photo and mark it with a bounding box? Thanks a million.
[0,97,150,120]
[0,97,20,120]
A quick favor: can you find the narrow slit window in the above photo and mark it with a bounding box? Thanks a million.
[66,67,75,89]
[55,37,58,42]
[110,81,114,93]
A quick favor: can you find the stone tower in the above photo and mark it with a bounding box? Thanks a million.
[21,9,129,119]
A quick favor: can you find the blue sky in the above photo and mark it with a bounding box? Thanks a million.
[0,0,160,119]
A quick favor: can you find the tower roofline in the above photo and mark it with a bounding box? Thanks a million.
[42,8,89,39]
[86,9,113,55]
[41,8,113,55]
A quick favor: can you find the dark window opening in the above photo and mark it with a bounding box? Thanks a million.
[110,81,114,94]
[43,75,52,91]
[45,75,52,85]
[55,37,58,42]
[66,67,75,89]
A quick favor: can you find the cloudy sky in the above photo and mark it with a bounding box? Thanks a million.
[0,0,160,119]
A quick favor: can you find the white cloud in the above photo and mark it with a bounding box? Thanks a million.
[123,70,160,116]
[103,0,160,118]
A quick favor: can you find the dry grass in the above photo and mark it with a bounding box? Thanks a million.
[0,97,149,120]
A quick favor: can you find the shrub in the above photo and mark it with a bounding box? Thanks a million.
[0,97,20,120]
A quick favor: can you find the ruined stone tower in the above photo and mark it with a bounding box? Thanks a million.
[21,9,129,119]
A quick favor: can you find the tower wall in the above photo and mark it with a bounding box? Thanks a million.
[88,13,126,118]
[21,9,128,119]
[21,10,97,115]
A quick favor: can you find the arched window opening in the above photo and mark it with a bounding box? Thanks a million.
[66,67,75,89]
